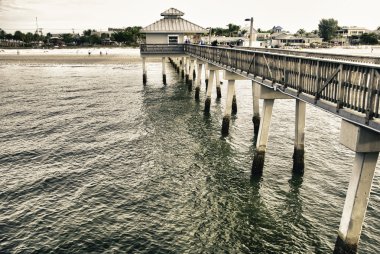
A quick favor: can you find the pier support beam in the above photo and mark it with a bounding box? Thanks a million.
[142,57,147,85]
[162,57,167,85]
[252,86,292,175]
[193,62,196,80]
[205,63,209,90]
[204,64,223,114]
[188,59,195,91]
[195,63,203,101]
[175,58,180,73]
[181,57,185,78]
[185,57,190,84]
[252,99,274,175]
[223,71,241,115]
[215,70,222,99]
[222,71,248,135]
[204,69,215,114]
[232,90,237,115]
[222,80,235,136]
[252,81,261,135]
[293,100,306,175]
[334,120,380,254]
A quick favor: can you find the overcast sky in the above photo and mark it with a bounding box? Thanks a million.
[0,0,379,34]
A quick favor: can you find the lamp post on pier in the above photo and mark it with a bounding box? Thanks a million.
[245,17,254,47]
[207,27,212,45]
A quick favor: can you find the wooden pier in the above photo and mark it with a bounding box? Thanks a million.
[184,44,380,132]
[142,43,379,253]
[139,8,380,254]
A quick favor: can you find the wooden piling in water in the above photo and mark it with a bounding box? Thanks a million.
[292,100,306,175]
[195,63,202,101]
[142,57,147,85]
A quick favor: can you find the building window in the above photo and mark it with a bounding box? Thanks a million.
[168,35,178,44]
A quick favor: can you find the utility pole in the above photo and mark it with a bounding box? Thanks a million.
[245,17,254,47]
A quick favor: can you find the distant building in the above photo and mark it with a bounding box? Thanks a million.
[271,33,323,48]
[140,7,207,44]
[256,32,271,41]
[336,26,370,45]
[337,26,369,38]
[0,39,24,47]
[272,26,283,33]
[91,30,114,38]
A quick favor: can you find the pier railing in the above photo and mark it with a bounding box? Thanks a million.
[184,44,380,131]
[238,46,380,64]
[140,44,185,55]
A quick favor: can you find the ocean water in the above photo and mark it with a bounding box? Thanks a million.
[0,48,379,253]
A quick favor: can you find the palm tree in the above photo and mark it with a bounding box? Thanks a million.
[227,23,240,37]
[297,28,306,35]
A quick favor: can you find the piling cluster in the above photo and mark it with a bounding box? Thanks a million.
[141,54,380,253]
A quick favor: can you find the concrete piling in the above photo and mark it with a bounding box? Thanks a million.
[142,57,147,85]
[252,99,274,176]
[181,57,185,78]
[185,57,189,84]
[334,120,380,253]
[232,91,237,115]
[176,58,180,73]
[204,69,215,114]
[188,59,194,91]
[215,70,222,99]
[205,63,209,91]
[221,80,236,136]
[252,81,261,135]
[162,57,167,85]
[292,100,306,175]
[195,63,202,101]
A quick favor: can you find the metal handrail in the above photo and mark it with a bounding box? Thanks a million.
[184,44,380,129]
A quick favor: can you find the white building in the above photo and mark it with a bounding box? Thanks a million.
[271,33,323,48]
[337,26,370,38]
[140,8,207,45]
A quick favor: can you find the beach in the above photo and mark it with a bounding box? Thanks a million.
[0,48,152,64]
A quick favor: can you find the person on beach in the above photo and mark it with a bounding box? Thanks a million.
[88,50,91,56]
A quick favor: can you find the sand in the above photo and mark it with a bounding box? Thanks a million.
[0,48,164,64]
[0,54,150,65]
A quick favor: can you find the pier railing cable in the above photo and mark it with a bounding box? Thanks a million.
[184,44,380,132]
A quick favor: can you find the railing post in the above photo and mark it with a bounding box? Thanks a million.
[297,58,302,95]
[365,68,376,124]
[314,61,320,102]
[253,52,256,77]
[282,56,287,86]
[336,64,344,111]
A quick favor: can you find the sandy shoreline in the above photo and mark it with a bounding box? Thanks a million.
[0,54,153,64]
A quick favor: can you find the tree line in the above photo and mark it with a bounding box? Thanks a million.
[1,21,379,47]
[208,20,379,45]
[316,19,380,44]
[0,26,143,46]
